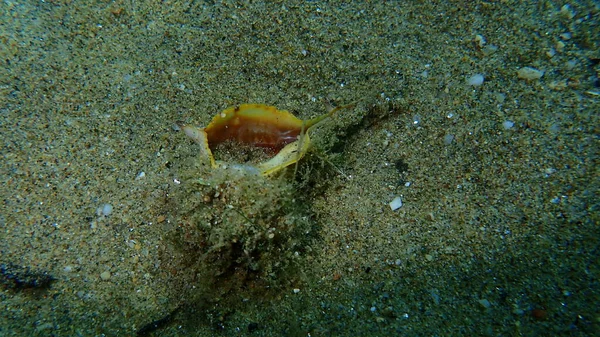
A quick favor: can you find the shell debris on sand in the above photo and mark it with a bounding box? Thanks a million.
[517,67,544,80]
[389,197,403,211]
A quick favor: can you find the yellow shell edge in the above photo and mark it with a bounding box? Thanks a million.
[256,133,311,175]
[178,123,217,169]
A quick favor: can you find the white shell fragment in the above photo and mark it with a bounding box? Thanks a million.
[100,271,111,281]
[467,74,484,86]
[517,67,544,80]
[502,120,515,130]
[96,203,113,216]
[389,197,403,211]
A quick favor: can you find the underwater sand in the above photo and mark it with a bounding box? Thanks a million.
[1,1,598,336]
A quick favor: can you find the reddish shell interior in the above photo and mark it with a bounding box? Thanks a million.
[205,113,302,151]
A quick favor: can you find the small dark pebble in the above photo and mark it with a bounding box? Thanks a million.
[394,158,409,173]
[531,308,548,321]
[248,322,259,332]
[0,262,55,290]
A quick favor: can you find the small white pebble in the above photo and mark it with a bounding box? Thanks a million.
[101,203,113,216]
[517,67,544,80]
[502,120,515,130]
[560,32,572,40]
[100,271,111,281]
[370,306,377,312]
[467,74,485,86]
[293,288,300,294]
[412,115,421,125]
[389,197,403,211]
[136,171,146,180]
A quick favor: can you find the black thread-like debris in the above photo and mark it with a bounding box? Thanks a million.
[137,307,181,336]
[0,263,55,290]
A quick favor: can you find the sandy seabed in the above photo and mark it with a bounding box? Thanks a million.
[1,1,598,336]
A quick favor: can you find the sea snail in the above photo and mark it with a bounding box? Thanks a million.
[177,103,351,176]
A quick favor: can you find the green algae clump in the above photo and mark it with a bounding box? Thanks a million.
[165,158,315,298]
